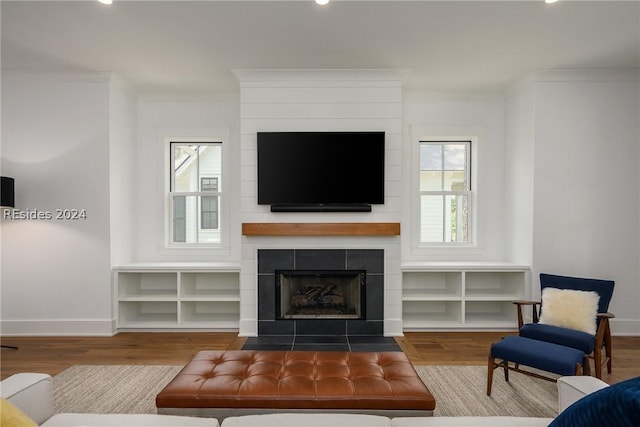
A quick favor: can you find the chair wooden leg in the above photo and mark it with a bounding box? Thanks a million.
[582,355,591,376]
[594,348,602,379]
[487,354,495,396]
[503,360,509,382]
[605,326,613,374]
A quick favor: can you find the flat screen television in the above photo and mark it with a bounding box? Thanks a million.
[257,131,385,212]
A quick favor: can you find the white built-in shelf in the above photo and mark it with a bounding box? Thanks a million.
[401,263,529,330]
[114,263,240,330]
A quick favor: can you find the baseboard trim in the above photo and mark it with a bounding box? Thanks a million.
[384,319,404,336]
[0,319,117,336]
[1,318,637,337]
[611,319,640,336]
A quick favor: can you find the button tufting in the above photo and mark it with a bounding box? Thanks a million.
[156,350,435,411]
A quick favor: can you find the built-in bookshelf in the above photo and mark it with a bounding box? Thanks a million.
[401,263,529,330]
[114,263,240,330]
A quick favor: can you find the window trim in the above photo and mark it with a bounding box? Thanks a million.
[409,126,480,251]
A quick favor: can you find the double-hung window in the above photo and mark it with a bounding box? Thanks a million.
[419,140,471,244]
[170,142,222,244]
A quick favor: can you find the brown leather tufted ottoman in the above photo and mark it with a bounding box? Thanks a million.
[156,350,435,419]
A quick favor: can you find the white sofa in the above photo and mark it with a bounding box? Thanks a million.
[221,376,609,427]
[1,373,219,427]
[1,373,609,427]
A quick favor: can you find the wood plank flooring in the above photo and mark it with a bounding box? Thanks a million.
[2,332,638,384]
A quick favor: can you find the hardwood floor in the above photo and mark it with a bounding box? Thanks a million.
[2,332,639,384]
[0,333,244,379]
[398,332,640,385]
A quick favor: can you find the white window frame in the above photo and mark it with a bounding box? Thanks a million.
[166,136,225,248]
[419,140,471,245]
[410,126,480,251]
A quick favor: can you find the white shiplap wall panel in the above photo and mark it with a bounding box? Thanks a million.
[235,69,405,336]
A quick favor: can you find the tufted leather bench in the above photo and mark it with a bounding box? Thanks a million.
[156,350,435,419]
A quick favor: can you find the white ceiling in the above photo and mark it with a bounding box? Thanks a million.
[2,0,639,96]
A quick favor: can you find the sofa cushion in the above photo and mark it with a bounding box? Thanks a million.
[1,373,54,425]
[391,416,553,427]
[538,288,599,335]
[42,414,220,427]
[549,376,640,427]
[221,413,392,427]
[0,398,38,427]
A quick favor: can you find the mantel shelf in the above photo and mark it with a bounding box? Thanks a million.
[242,222,401,236]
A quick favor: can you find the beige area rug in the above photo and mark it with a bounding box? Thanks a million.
[53,364,557,417]
[413,365,557,417]
[53,365,183,414]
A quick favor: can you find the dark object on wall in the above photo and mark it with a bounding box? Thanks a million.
[257,132,385,212]
[0,176,18,349]
[1,176,15,208]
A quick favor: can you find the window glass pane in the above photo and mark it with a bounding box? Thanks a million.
[197,196,219,243]
[444,144,466,170]
[182,195,199,243]
[198,145,222,188]
[444,171,465,191]
[444,194,469,243]
[420,195,444,242]
[172,195,220,243]
[201,196,219,230]
[420,192,469,243]
[173,145,198,192]
[173,195,186,243]
[420,144,442,171]
[420,171,442,191]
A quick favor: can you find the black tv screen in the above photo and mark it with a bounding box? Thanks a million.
[257,132,385,211]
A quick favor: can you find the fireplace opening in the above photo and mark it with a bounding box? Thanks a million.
[275,270,366,320]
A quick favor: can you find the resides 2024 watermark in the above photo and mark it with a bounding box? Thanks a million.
[3,208,88,221]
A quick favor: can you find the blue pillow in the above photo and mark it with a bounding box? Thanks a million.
[549,376,640,427]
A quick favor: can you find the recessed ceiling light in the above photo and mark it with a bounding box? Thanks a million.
[315,0,330,5]
[98,0,113,5]
[545,0,559,3]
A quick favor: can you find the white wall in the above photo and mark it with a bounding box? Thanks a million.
[402,91,506,262]
[532,72,640,335]
[109,75,138,266]
[504,79,535,267]
[1,74,113,335]
[134,97,240,263]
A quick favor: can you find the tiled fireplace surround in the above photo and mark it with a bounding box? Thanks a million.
[257,249,384,336]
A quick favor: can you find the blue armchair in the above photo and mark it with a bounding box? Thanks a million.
[513,273,615,379]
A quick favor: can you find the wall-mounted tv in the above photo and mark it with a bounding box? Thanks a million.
[257,131,385,212]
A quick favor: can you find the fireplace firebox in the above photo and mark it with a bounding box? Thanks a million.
[257,249,384,336]
[276,270,366,320]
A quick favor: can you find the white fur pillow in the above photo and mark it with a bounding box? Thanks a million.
[539,287,600,335]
